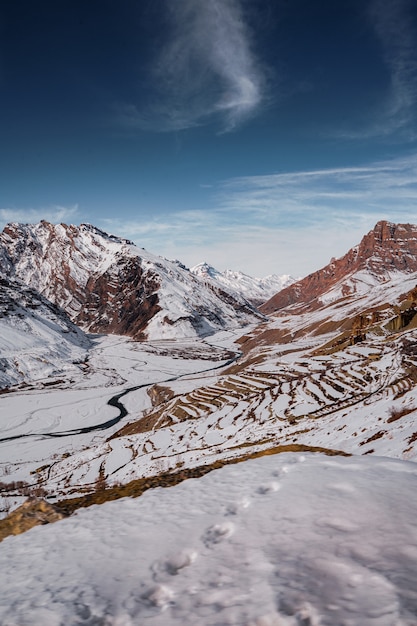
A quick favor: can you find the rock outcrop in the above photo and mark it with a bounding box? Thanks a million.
[0,499,67,542]
[262,221,417,314]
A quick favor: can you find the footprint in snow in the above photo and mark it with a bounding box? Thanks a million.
[257,481,280,495]
[141,584,174,610]
[202,521,235,547]
[226,497,251,516]
[152,548,197,580]
[272,464,290,478]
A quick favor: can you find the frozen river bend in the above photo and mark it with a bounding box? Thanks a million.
[0,331,241,511]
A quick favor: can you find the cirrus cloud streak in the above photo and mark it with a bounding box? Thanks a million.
[101,154,417,277]
[120,0,265,133]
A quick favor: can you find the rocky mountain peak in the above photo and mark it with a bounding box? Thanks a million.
[0,221,263,340]
[190,262,296,306]
[262,221,417,314]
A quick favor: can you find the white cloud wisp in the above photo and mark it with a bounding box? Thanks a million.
[102,155,417,277]
[0,205,79,229]
[368,0,417,136]
[123,0,265,132]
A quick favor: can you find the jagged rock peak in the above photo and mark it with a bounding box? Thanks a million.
[192,262,218,279]
[262,221,417,314]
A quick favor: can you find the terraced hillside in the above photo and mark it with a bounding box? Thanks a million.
[2,220,417,513]
[29,311,417,500]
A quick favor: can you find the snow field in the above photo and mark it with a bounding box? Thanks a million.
[1,453,417,625]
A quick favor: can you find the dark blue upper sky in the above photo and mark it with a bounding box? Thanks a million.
[2,0,417,276]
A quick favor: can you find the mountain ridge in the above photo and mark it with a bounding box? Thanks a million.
[0,221,264,341]
[261,220,417,314]
[190,261,296,305]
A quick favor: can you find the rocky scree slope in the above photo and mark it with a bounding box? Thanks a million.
[0,221,264,340]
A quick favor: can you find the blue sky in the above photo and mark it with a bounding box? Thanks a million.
[1,0,417,277]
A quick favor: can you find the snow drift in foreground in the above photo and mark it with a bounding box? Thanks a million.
[1,453,417,625]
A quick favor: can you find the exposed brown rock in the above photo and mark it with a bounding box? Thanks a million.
[0,499,67,542]
[75,257,161,339]
[262,221,417,314]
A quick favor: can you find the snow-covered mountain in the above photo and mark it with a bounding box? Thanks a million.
[191,261,296,305]
[0,276,90,388]
[0,221,264,341]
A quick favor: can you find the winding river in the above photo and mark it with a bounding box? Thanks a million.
[0,351,240,444]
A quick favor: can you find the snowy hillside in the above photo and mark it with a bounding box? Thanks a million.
[0,276,90,388]
[1,453,417,625]
[191,261,296,305]
[0,221,264,341]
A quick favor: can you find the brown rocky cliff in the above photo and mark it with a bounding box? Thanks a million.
[0,222,162,339]
[261,221,417,314]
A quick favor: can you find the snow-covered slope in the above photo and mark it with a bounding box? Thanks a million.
[0,221,264,340]
[191,261,296,305]
[0,276,90,388]
[1,453,417,625]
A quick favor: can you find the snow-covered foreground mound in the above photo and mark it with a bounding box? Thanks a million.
[1,453,417,625]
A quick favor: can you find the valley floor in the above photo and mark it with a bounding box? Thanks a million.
[1,320,417,625]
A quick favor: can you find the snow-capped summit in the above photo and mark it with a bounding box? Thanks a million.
[0,221,264,341]
[191,261,296,306]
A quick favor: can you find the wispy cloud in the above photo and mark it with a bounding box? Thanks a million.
[221,157,417,221]
[120,0,265,132]
[99,154,417,277]
[0,205,79,228]
[367,0,417,136]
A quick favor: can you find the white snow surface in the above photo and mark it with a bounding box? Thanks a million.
[1,452,417,625]
[0,278,89,388]
[191,262,296,304]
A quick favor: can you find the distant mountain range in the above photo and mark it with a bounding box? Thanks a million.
[1,219,417,392]
[0,221,268,344]
[190,261,296,306]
